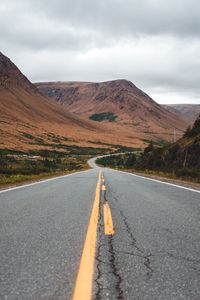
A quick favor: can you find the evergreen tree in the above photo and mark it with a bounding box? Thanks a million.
[183,125,191,137]
[190,114,200,136]
[143,141,154,156]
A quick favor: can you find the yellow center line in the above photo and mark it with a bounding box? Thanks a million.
[102,184,106,191]
[104,201,115,236]
[72,170,102,300]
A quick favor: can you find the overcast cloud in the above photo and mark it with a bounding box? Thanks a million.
[0,0,200,104]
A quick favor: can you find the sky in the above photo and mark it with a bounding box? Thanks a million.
[0,0,200,104]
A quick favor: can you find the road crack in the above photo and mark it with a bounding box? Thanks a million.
[94,186,124,299]
[119,209,154,279]
[107,236,124,299]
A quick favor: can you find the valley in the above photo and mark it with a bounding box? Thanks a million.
[0,51,199,186]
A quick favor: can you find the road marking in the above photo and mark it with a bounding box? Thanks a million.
[104,201,115,235]
[112,169,200,194]
[102,184,106,191]
[72,170,102,300]
[0,169,94,194]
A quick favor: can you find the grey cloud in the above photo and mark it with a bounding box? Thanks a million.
[0,10,107,51]
[25,0,200,38]
[0,0,200,104]
[1,0,200,51]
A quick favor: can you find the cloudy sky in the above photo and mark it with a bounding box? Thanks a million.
[1,0,200,104]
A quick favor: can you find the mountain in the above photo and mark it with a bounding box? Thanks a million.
[36,80,188,143]
[0,51,189,151]
[163,104,200,125]
[0,52,109,151]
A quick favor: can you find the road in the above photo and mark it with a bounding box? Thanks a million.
[0,165,200,299]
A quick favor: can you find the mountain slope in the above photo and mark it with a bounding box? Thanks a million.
[163,104,200,125]
[36,80,187,143]
[0,52,109,150]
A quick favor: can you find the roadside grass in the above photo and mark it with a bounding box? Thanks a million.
[96,153,200,184]
[0,144,139,187]
[0,149,90,187]
[0,173,50,185]
[119,169,200,184]
[97,163,200,185]
[0,168,89,186]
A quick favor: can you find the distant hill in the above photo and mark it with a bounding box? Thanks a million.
[163,104,200,125]
[36,80,187,143]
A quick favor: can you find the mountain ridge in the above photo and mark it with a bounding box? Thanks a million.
[0,52,37,92]
[163,104,200,125]
[0,52,111,150]
[0,51,189,150]
[36,80,187,141]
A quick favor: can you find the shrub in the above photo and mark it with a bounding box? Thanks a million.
[89,112,118,122]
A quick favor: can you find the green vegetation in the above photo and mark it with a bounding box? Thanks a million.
[97,115,200,183]
[0,144,110,186]
[0,141,120,186]
[20,130,113,155]
[20,131,72,146]
[0,141,138,186]
[21,130,138,156]
[21,132,35,140]
[88,140,138,153]
[0,152,88,185]
[97,153,137,168]
[112,145,140,153]
[183,115,200,138]
[142,139,170,147]
[45,133,70,143]
[0,149,25,155]
[89,112,118,122]
[28,145,111,155]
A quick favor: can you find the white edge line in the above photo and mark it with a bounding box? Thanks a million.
[0,169,94,194]
[109,168,200,194]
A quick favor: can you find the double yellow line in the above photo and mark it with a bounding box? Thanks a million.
[72,170,114,300]
[104,200,115,235]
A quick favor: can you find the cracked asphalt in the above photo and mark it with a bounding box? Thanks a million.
[0,167,200,299]
[93,168,200,299]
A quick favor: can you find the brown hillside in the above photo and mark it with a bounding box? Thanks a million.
[0,52,117,150]
[36,80,188,143]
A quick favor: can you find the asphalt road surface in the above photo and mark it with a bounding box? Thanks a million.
[0,165,200,299]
